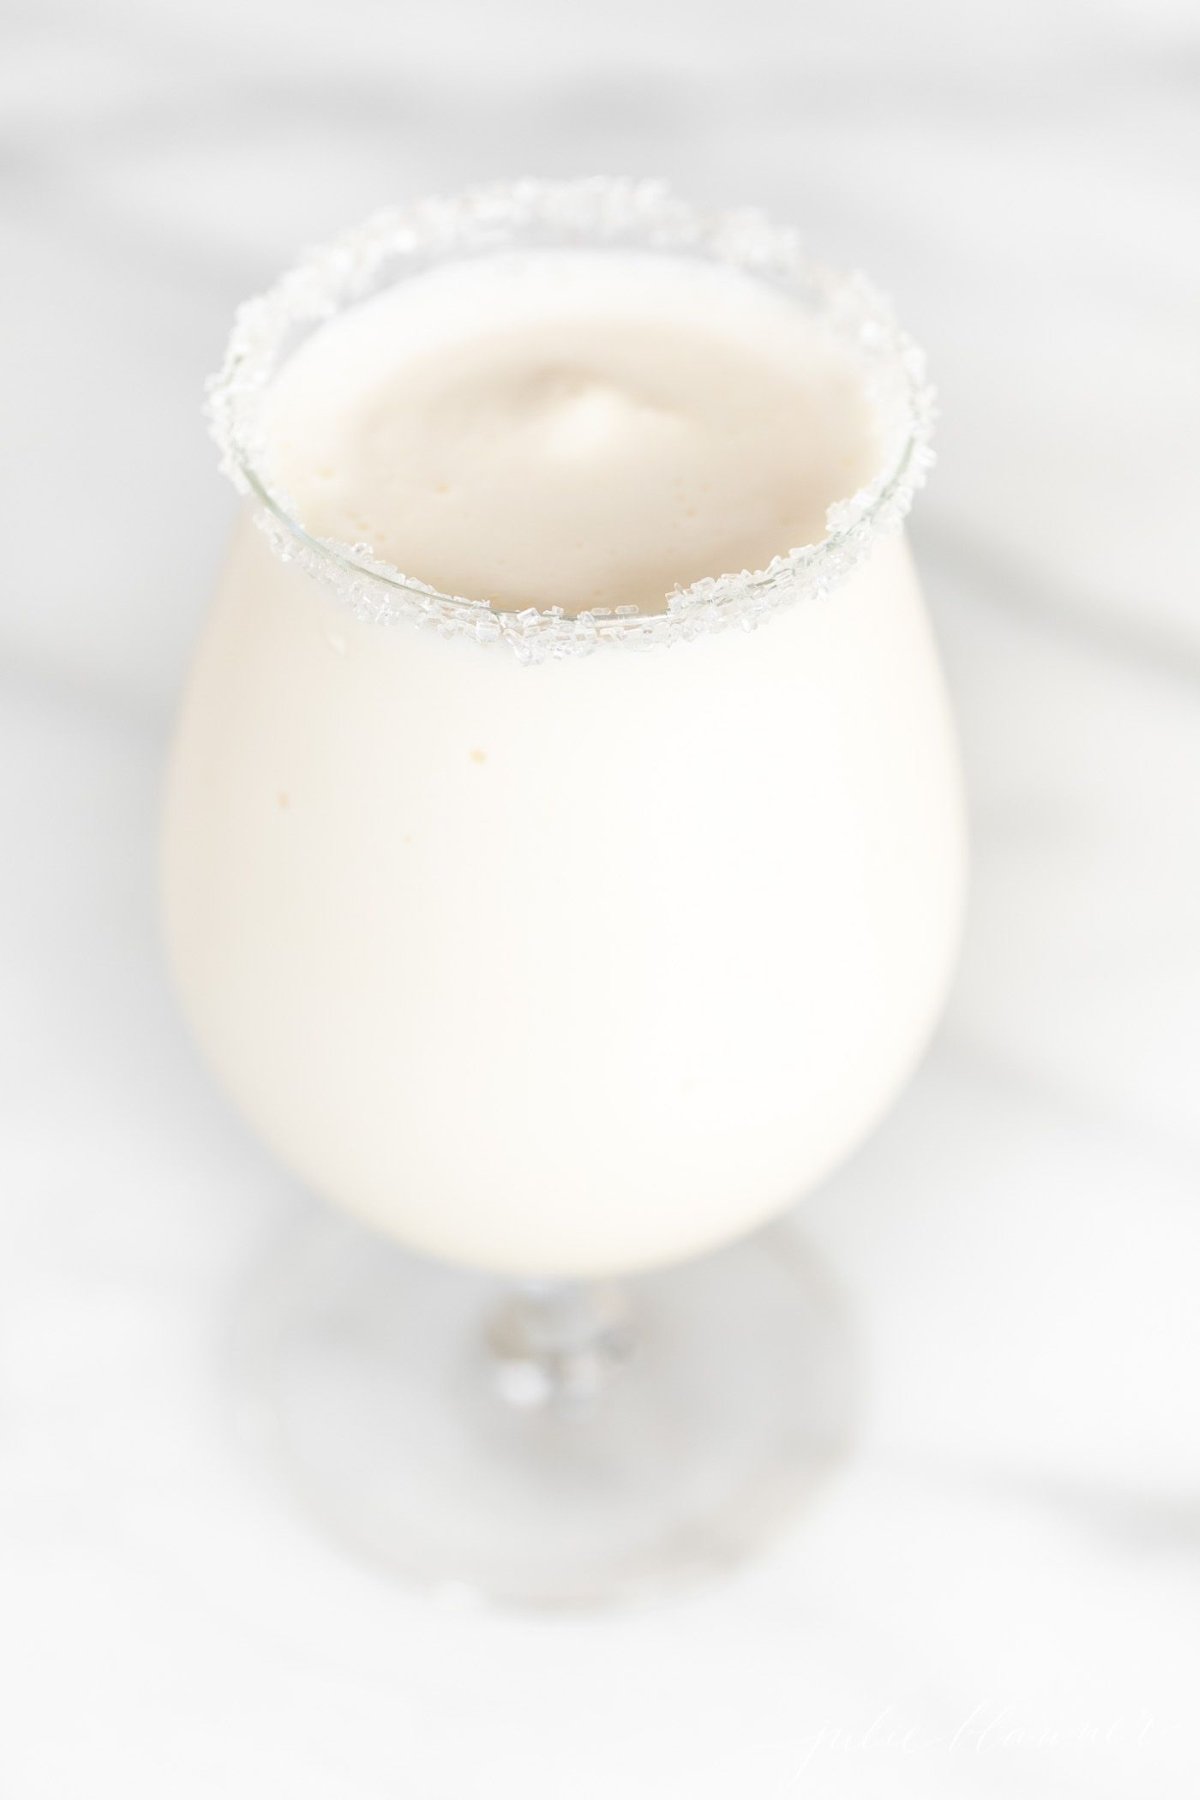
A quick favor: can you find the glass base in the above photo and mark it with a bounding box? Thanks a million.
[232,1211,856,1610]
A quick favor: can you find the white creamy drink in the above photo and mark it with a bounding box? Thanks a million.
[164,213,965,1277]
[261,252,877,616]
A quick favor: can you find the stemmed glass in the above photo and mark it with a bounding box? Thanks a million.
[163,180,965,1606]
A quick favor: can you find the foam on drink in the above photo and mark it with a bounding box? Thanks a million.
[262,251,879,615]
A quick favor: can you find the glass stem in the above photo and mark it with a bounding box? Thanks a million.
[486,1279,635,1410]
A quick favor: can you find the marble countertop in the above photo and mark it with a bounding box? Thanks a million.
[2,2,1198,1793]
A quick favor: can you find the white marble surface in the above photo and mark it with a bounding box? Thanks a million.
[3,3,1199,1793]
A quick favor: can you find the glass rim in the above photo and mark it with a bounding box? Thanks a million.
[207,178,936,661]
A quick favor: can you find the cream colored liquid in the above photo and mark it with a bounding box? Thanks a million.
[164,252,965,1277]
[262,251,878,614]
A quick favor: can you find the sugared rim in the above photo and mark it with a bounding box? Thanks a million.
[207,178,936,661]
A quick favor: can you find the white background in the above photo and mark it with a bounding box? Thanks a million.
[2,2,1199,1794]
